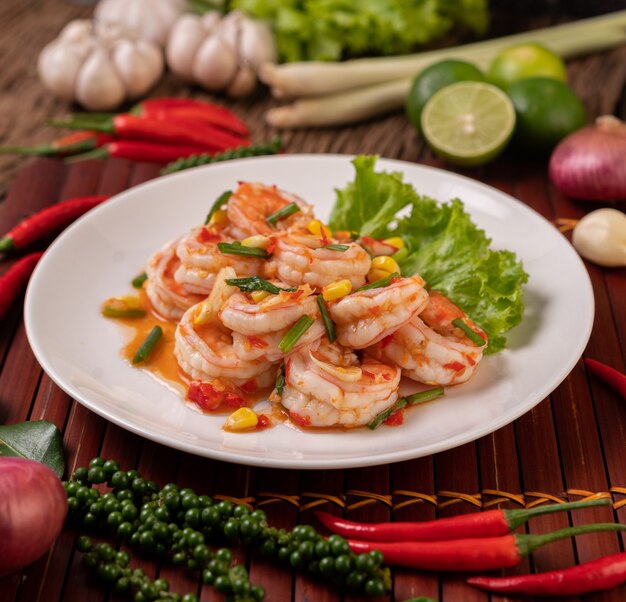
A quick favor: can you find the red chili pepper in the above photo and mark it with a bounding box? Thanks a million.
[0,252,43,320]
[0,195,110,254]
[50,114,250,153]
[467,552,626,596]
[256,414,271,430]
[0,132,112,157]
[67,140,212,164]
[134,99,249,137]
[317,499,609,542]
[586,358,626,399]
[347,522,626,572]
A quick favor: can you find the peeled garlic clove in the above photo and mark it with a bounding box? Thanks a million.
[572,208,626,267]
[227,67,257,98]
[192,36,238,91]
[75,46,126,110]
[166,14,208,81]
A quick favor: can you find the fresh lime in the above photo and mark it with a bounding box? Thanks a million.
[488,42,567,89]
[420,81,516,167]
[506,77,585,152]
[406,59,485,131]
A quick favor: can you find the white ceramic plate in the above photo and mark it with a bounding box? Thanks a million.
[24,155,593,469]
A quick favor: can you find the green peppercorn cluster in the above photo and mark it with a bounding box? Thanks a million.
[64,457,391,601]
[161,138,282,175]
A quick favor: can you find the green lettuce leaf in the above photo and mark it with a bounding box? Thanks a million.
[330,156,528,353]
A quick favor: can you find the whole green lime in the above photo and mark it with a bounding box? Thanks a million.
[506,77,585,152]
[488,43,567,89]
[406,59,485,131]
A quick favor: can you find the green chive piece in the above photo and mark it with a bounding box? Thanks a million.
[276,364,286,396]
[131,272,148,288]
[367,397,408,430]
[316,295,336,343]
[217,242,269,258]
[451,318,486,346]
[204,190,232,225]
[316,244,350,252]
[132,326,163,365]
[225,276,296,294]
[356,272,400,292]
[278,315,315,353]
[406,386,444,405]
[266,202,300,226]
[391,247,409,263]
[102,306,147,319]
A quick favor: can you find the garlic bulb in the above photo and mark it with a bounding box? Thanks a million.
[572,208,626,267]
[95,0,186,47]
[38,20,164,111]
[166,11,276,98]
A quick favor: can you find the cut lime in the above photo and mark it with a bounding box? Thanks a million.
[420,81,516,167]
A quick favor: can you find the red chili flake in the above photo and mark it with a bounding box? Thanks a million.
[466,354,476,366]
[256,414,271,430]
[199,228,220,243]
[285,358,292,380]
[444,361,466,372]
[289,411,311,428]
[384,410,404,426]
[224,392,246,408]
[266,237,278,254]
[360,235,376,247]
[362,369,376,378]
[240,379,258,394]
[380,334,394,349]
[188,381,223,412]
[390,277,401,284]
[248,336,268,349]
[289,289,304,299]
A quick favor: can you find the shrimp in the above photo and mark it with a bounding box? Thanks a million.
[329,275,429,348]
[278,340,401,428]
[145,238,204,320]
[219,283,325,361]
[174,269,275,389]
[174,226,264,296]
[371,291,487,386]
[270,232,371,290]
[226,182,314,238]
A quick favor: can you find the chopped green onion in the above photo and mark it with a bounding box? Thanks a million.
[391,247,409,263]
[266,202,300,226]
[367,397,408,430]
[276,364,286,396]
[367,386,444,430]
[225,276,296,294]
[451,318,486,346]
[204,190,232,225]
[316,244,350,252]
[131,272,148,288]
[217,242,269,258]
[132,326,163,364]
[278,315,315,353]
[316,295,336,343]
[356,272,400,292]
[102,306,147,319]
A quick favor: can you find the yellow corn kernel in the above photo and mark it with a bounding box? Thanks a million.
[366,269,390,283]
[241,235,271,249]
[383,236,405,250]
[225,407,258,431]
[193,301,212,326]
[251,290,271,303]
[322,279,353,301]
[307,219,332,239]
[371,255,400,274]
[209,209,228,226]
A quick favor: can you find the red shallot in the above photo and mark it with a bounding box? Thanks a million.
[549,115,626,201]
[0,457,68,576]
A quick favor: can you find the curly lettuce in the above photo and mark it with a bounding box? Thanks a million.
[329,156,528,353]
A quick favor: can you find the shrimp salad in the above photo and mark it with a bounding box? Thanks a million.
[105,175,499,434]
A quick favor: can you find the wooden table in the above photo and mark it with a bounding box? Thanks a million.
[3,2,626,601]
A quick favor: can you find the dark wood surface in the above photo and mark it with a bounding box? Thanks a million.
[3,2,626,601]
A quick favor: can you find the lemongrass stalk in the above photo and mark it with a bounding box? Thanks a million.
[266,79,411,129]
[261,10,626,98]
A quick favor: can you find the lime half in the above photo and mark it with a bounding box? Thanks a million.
[421,81,516,167]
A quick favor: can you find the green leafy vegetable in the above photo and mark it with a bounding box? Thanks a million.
[233,0,489,63]
[225,276,296,294]
[0,420,65,477]
[330,156,528,353]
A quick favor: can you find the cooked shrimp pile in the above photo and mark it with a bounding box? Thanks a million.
[143,182,488,429]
